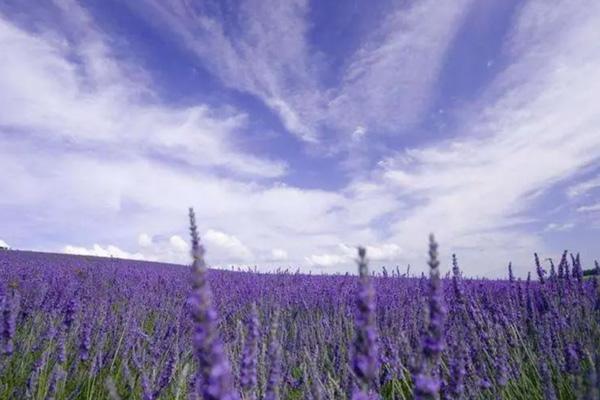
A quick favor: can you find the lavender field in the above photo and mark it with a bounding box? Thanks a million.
[0,213,597,400]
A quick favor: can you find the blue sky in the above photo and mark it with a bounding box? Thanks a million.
[1,0,600,276]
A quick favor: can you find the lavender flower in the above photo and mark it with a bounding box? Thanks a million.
[56,294,78,366]
[240,303,259,400]
[558,251,567,279]
[451,254,464,304]
[447,338,466,400]
[46,365,66,400]
[572,253,583,282]
[2,287,19,356]
[79,319,92,361]
[265,310,282,400]
[351,247,379,399]
[535,253,545,284]
[26,350,48,398]
[413,234,446,400]
[142,372,154,400]
[155,352,177,398]
[539,362,557,400]
[548,258,556,281]
[187,208,238,400]
[564,343,580,375]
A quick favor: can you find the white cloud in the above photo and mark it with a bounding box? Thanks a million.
[338,243,403,261]
[366,244,403,261]
[134,0,473,145]
[326,0,473,135]
[306,242,403,271]
[369,0,600,274]
[577,203,600,213]
[137,233,153,247]
[0,8,286,178]
[203,229,253,262]
[63,244,146,260]
[169,235,189,252]
[0,239,9,248]
[305,253,348,269]
[270,248,288,261]
[567,175,600,198]
[351,126,367,142]
[134,0,320,143]
[544,223,575,232]
[0,138,390,268]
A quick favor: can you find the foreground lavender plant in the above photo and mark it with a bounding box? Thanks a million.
[413,234,446,400]
[265,310,282,400]
[351,247,379,399]
[240,303,259,400]
[2,287,19,356]
[187,208,238,400]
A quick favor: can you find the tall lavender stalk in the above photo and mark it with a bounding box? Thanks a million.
[265,309,282,400]
[2,286,19,356]
[413,234,446,400]
[240,303,259,400]
[57,295,78,365]
[451,254,464,304]
[351,247,379,400]
[548,258,556,281]
[187,208,238,400]
[535,253,545,284]
[508,262,515,283]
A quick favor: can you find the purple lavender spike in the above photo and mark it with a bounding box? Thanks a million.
[79,319,92,361]
[26,350,48,398]
[558,251,567,279]
[535,253,546,284]
[447,348,465,399]
[240,303,259,400]
[548,258,556,281]
[413,234,446,400]
[187,208,239,400]
[2,287,19,356]
[46,365,66,400]
[451,254,464,304]
[142,372,154,400]
[155,352,177,398]
[564,343,580,375]
[351,247,379,400]
[539,362,557,400]
[508,262,515,283]
[265,309,282,400]
[572,253,583,283]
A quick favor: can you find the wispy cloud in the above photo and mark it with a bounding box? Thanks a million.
[577,203,600,213]
[135,0,472,146]
[567,175,600,198]
[544,223,575,232]
[325,0,473,135]
[135,0,321,142]
[361,0,600,274]
[63,244,146,260]
[0,5,285,178]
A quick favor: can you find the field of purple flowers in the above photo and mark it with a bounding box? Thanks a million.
[1,212,599,399]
